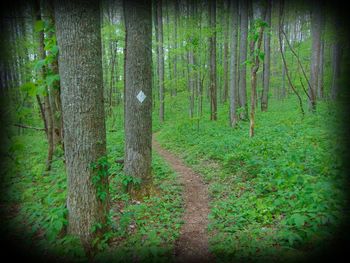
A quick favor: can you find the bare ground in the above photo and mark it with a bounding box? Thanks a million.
[152,138,214,263]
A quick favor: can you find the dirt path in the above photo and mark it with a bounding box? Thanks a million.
[152,138,213,263]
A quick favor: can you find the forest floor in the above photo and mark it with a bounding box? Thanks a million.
[153,136,213,262]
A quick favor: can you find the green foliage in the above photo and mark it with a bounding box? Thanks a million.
[90,156,110,202]
[157,94,347,261]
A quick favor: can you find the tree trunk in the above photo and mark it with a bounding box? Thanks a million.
[209,0,217,121]
[45,0,63,150]
[188,0,195,118]
[261,0,271,111]
[173,0,179,96]
[229,0,238,127]
[35,0,54,172]
[222,0,229,103]
[55,0,109,254]
[249,9,266,138]
[317,8,325,99]
[124,0,152,199]
[310,3,321,111]
[157,0,165,122]
[317,39,324,99]
[331,42,341,100]
[238,0,248,120]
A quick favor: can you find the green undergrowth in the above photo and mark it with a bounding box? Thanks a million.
[1,109,183,262]
[157,94,348,262]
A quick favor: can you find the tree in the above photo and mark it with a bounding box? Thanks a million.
[209,0,217,121]
[54,0,109,254]
[238,0,248,120]
[248,8,267,137]
[229,0,238,127]
[222,0,229,103]
[34,0,54,171]
[124,0,152,199]
[261,0,271,112]
[173,0,179,96]
[156,0,165,122]
[331,14,342,100]
[309,3,321,111]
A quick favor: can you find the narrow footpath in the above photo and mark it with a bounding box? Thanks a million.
[152,138,213,263]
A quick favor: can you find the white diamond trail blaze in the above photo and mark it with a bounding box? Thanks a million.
[137,90,146,103]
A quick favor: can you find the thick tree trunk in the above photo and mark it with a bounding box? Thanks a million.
[124,0,152,199]
[261,0,271,111]
[229,0,238,127]
[55,0,109,254]
[238,0,248,120]
[209,0,217,121]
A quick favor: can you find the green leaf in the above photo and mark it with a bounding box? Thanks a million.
[20,82,36,97]
[46,74,60,87]
[34,59,46,71]
[53,220,63,232]
[292,213,307,227]
[34,20,44,32]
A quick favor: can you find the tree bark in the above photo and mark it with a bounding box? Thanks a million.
[124,0,152,199]
[55,0,109,254]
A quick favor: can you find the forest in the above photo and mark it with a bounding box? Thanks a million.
[0,0,349,262]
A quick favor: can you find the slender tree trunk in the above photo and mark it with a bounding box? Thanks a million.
[222,0,229,103]
[317,8,325,99]
[317,39,324,99]
[249,9,266,138]
[173,0,179,96]
[310,3,321,111]
[157,0,165,122]
[238,0,248,120]
[35,0,54,172]
[45,0,63,150]
[261,0,271,111]
[229,0,238,127]
[124,0,152,199]
[209,0,217,121]
[331,42,341,100]
[278,0,305,116]
[55,0,109,254]
[188,0,195,118]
